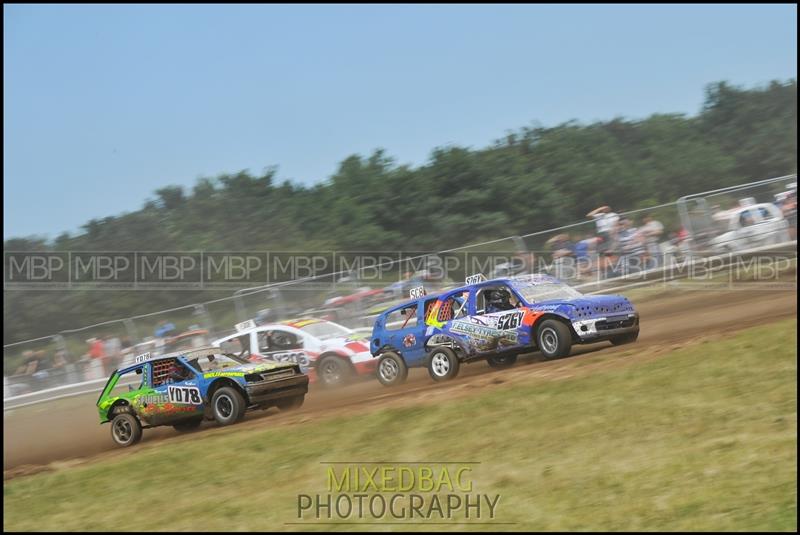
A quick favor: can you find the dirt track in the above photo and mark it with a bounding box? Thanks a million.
[4,287,796,475]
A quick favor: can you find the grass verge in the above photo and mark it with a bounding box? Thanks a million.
[4,319,797,531]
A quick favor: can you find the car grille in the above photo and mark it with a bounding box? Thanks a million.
[596,317,637,331]
[263,369,296,381]
[246,368,297,383]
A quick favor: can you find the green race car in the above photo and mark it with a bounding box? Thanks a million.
[97,347,309,447]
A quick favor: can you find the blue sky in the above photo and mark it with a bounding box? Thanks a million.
[4,4,797,239]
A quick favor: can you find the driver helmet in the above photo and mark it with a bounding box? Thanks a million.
[272,332,292,347]
[487,289,511,307]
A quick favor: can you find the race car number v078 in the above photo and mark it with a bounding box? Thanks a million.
[168,385,202,405]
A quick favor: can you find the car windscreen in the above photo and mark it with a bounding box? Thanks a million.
[511,280,582,303]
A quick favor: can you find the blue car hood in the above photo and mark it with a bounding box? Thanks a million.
[530,294,635,319]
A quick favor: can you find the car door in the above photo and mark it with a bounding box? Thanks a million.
[463,284,527,353]
[254,328,311,369]
[434,288,498,355]
[383,300,430,366]
[148,357,205,425]
[755,205,786,244]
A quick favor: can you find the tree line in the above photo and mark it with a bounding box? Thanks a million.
[4,79,797,345]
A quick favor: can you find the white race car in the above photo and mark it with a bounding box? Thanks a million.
[212,318,376,388]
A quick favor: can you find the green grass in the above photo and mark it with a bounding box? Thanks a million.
[4,319,797,531]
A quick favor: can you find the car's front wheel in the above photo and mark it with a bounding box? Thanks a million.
[110,412,142,447]
[376,352,408,387]
[211,386,247,426]
[537,319,572,360]
[427,347,460,382]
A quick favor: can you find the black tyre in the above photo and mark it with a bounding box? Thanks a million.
[110,412,142,447]
[427,347,460,382]
[536,319,572,359]
[173,417,204,432]
[376,352,408,387]
[276,395,305,411]
[610,330,639,346]
[211,386,247,426]
[317,355,352,388]
[487,354,518,368]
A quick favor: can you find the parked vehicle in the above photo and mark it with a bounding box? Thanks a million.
[709,202,790,253]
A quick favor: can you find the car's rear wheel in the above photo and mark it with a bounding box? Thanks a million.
[211,386,247,426]
[173,417,204,432]
[317,355,352,388]
[487,354,518,368]
[610,331,639,345]
[110,412,142,447]
[376,352,408,387]
[537,319,572,359]
[276,395,305,411]
[427,347,460,382]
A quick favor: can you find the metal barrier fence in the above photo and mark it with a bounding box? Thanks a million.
[4,238,795,411]
[4,174,797,398]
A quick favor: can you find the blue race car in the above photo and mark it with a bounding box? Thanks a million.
[369,274,639,385]
[97,347,308,446]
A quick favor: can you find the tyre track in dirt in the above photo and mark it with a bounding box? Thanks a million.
[4,287,796,477]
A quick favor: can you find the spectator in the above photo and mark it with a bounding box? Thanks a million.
[14,350,36,375]
[105,335,122,372]
[545,233,575,280]
[587,206,620,272]
[574,234,599,277]
[52,349,68,370]
[30,350,51,384]
[88,336,110,375]
[154,321,176,338]
[617,218,645,273]
[545,233,574,259]
[638,215,665,268]
[777,187,797,240]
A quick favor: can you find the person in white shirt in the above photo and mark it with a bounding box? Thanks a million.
[587,206,620,269]
[638,215,665,267]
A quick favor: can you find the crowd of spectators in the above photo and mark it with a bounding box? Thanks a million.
[540,206,693,280]
[6,324,183,394]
